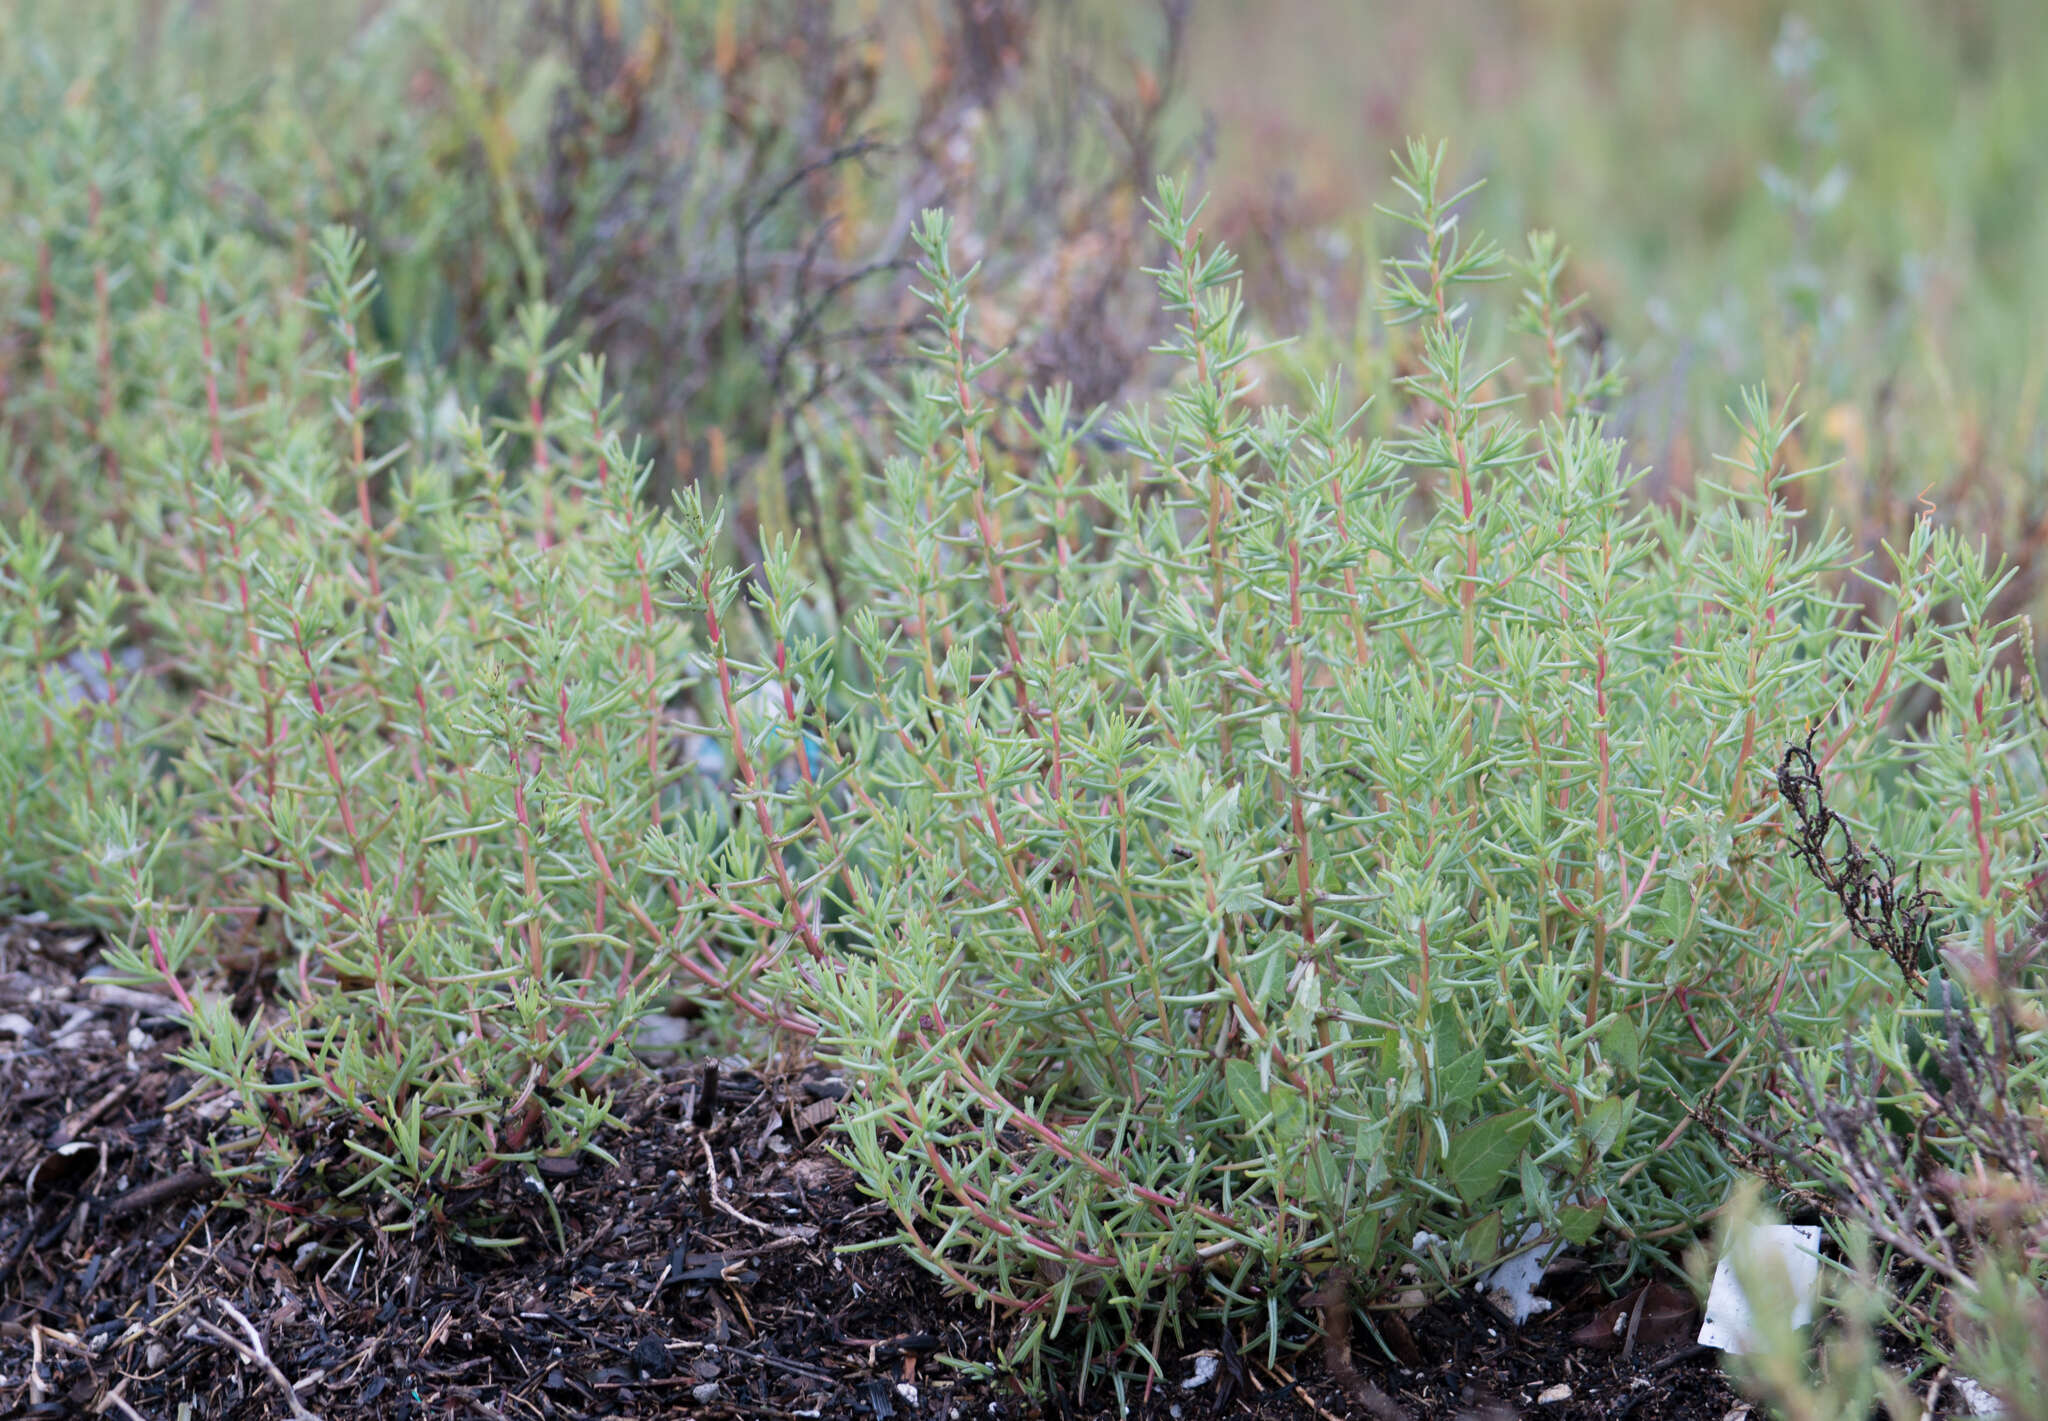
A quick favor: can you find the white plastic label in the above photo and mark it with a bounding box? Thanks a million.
[1697,1224,1822,1353]
[1955,1376,2003,1417]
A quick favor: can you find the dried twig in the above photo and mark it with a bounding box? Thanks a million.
[95,1381,149,1421]
[189,1298,325,1421]
[100,1169,218,1221]
[1777,735,1944,982]
[47,1074,136,1148]
[698,1135,817,1242]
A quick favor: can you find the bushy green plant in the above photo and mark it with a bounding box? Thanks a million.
[705,145,2048,1391]
[7,15,2048,1391]
[5,221,815,1229]
[0,0,1197,1241]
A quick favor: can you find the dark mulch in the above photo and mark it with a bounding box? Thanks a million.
[3,916,1766,1419]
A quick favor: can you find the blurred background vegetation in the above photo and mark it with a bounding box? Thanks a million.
[5,0,2045,612]
[1178,0,2048,615]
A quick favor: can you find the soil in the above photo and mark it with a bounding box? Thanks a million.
[2,915,1780,1419]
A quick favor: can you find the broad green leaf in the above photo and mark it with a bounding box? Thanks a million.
[1343,1211,1384,1266]
[1268,1078,1311,1150]
[1656,871,1690,939]
[1582,1093,1634,1160]
[1285,964,1322,1045]
[1436,1045,1486,1112]
[1462,1209,1502,1268]
[1395,1033,1426,1108]
[1519,1153,1552,1216]
[1224,1057,1309,1151]
[1557,1198,1608,1244]
[1223,1058,1268,1129]
[1300,1141,1343,1205]
[1446,1108,1536,1207]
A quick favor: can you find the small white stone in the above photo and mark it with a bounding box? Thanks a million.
[1180,1354,1220,1389]
[1481,1223,1562,1324]
[1537,1383,1572,1404]
[692,1382,721,1404]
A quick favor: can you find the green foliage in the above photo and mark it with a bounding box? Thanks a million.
[0,0,1184,1244]
[733,148,2048,1385]
[7,221,768,1229]
[6,0,2048,1406]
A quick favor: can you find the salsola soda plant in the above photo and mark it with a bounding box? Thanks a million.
[5,218,792,1228]
[0,0,1178,1237]
[6,118,2048,1398]
[0,40,832,1213]
[734,145,2048,1386]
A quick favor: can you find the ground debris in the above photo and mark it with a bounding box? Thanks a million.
[2,918,1761,1418]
